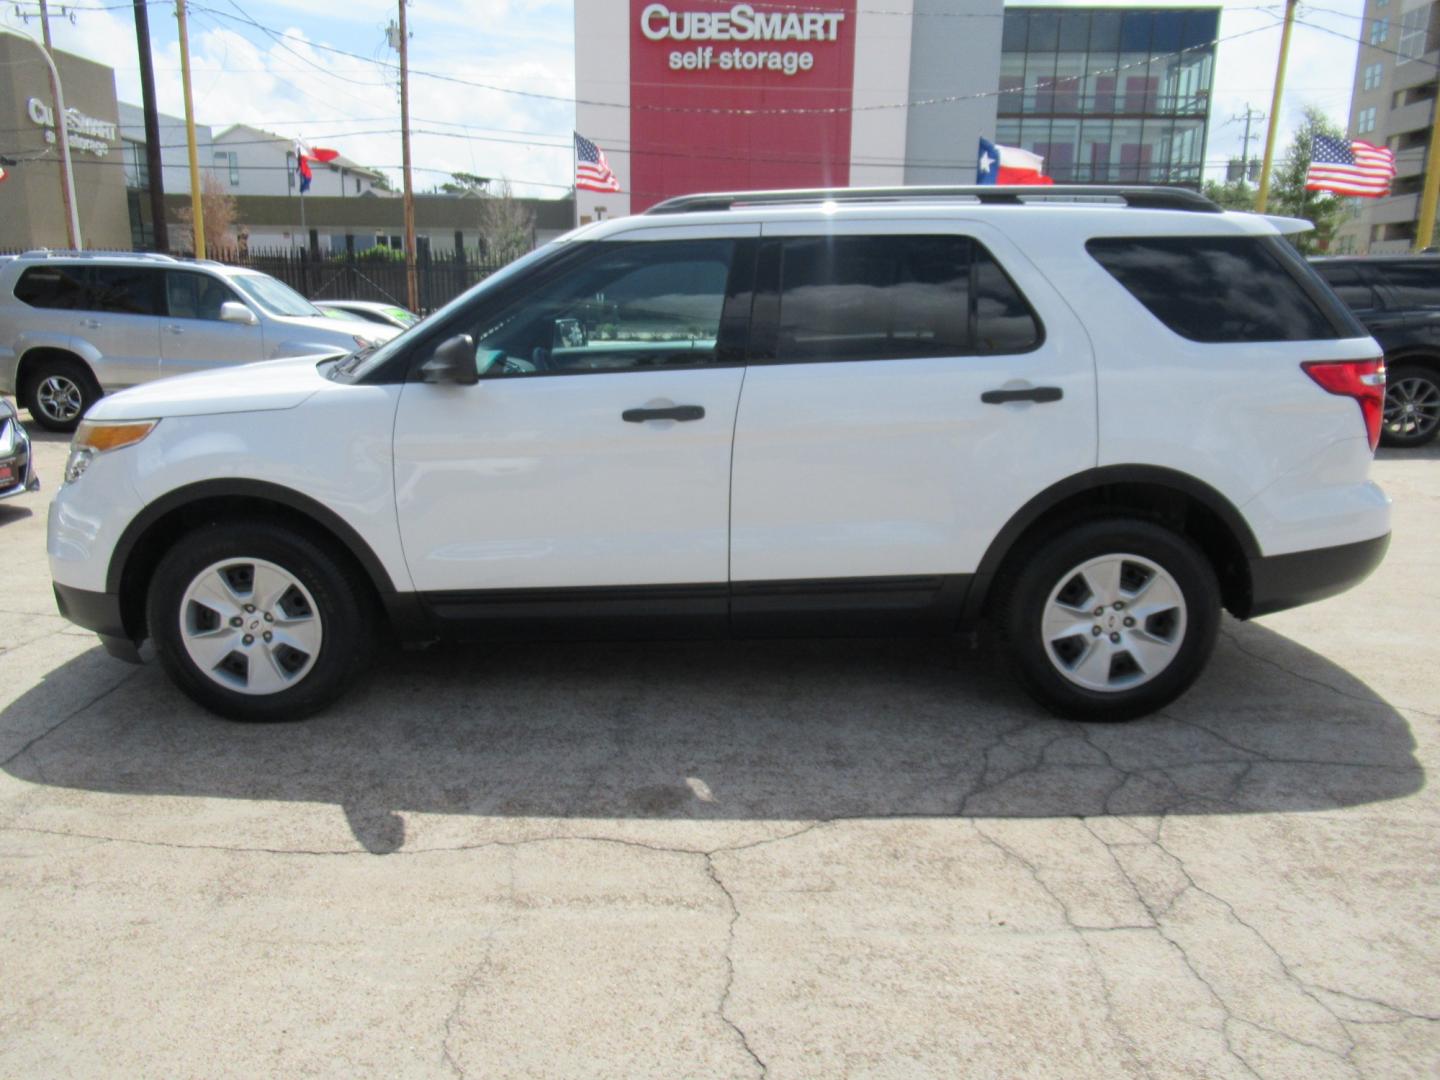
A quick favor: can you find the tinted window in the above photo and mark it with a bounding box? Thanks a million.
[14,265,87,310]
[1313,263,1381,311]
[462,239,737,377]
[166,270,240,320]
[1372,262,1440,309]
[775,235,1039,362]
[1088,236,1341,342]
[87,266,161,316]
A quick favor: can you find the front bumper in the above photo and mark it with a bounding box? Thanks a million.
[0,412,39,501]
[51,582,143,663]
[1244,533,1391,618]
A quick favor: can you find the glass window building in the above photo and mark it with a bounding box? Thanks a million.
[997,7,1220,186]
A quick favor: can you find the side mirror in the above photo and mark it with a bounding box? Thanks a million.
[418,334,479,385]
[219,301,258,326]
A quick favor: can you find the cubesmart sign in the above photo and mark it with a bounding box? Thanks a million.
[629,0,858,211]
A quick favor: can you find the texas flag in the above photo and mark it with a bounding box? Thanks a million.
[294,140,339,194]
[977,137,1053,186]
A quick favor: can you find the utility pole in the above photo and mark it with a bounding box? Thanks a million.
[175,0,205,258]
[1256,0,1299,213]
[397,2,419,312]
[1231,104,1266,182]
[36,0,79,249]
[133,0,168,252]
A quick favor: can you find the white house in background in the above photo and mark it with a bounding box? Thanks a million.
[210,124,390,199]
[118,103,212,195]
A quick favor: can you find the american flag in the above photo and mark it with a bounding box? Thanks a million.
[1305,135,1396,197]
[575,132,621,193]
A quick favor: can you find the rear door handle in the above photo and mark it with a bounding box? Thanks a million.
[980,386,1063,405]
[165,324,184,335]
[80,318,101,329]
[622,405,705,423]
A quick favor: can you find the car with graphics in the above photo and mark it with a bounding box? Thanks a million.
[316,300,420,330]
[0,396,39,501]
[0,252,400,432]
[47,186,1391,723]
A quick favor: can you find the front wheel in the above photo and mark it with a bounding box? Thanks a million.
[997,519,1221,722]
[147,522,376,721]
[1381,364,1440,448]
[22,356,99,433]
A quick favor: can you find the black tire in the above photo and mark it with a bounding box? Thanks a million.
[1380,363,1440,449]
[996,518,1221,722]
[21,354,100,433]
[146,521,377,722]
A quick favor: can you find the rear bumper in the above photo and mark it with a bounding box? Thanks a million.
[51,582,143,663]
[1243,533,1390,618]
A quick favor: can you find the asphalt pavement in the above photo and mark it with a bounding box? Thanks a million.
[1,421,1437,1078]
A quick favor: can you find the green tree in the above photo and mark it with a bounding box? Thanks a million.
[1267,106,1356,254]
[1202,178,1257,211]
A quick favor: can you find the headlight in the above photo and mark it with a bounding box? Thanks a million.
[64,419,158,485]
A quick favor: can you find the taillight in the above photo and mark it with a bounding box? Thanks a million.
[1302,358,1386,451]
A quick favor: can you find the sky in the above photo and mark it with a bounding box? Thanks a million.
[0,1,1369,196]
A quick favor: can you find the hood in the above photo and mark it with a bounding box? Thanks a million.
[87,355,333,421]
[274,314,401,347]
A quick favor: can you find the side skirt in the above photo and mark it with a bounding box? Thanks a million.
[422,576,974,642]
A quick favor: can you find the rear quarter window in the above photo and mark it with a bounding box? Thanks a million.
[1087,235,1354,343]
[1370,262,1440,309]
[13,266,88,310]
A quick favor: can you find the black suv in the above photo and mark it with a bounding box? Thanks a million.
[1311,255,1440,447]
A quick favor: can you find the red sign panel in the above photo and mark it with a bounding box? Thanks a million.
[629,0,858,211]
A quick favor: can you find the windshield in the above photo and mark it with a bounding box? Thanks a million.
[231,273,324,318]
[346,238,570,379]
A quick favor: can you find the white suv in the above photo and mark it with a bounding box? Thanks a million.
[45,186,1391,723]
[0,252,399,432]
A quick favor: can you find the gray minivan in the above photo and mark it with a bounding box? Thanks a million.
[0,251,399,431]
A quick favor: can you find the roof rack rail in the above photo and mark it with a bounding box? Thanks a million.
[645,184,1220,216]
[18,249,180,262]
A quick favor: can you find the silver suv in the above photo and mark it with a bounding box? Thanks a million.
[0,251,400,431]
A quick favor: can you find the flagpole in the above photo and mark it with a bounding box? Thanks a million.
[1255,0,1297,214]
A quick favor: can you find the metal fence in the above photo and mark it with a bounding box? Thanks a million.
[206,247,509,313]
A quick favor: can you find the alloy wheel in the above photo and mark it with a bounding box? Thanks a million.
[1383,374,1440,442]
[1041,553,1188,693]
[178,557,324,695]
[36,375,83,423]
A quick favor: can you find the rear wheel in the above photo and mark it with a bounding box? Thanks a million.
[997,518,1221,722]
[1381,364,1440,448]
[22,355,99,433]
[147,522,376,721]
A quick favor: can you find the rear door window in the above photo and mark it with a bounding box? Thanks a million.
[1371,262,1440,309]
[1312,263,1382,312]
[86,266,162,316]
[771,235,1040,363]
[1087,236,1347,342]
[13,265,88,309]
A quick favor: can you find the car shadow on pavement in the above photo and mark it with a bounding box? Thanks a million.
[0,618,1423,853]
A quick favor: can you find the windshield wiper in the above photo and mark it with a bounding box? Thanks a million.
[329,344,380,379]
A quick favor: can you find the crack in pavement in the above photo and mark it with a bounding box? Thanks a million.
[1219,630,1440,721]
[706,853,767,1078]
[0,667,143,773]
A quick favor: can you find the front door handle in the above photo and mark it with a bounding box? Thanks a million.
[980,386,1063,405]
[165,324,184,335]
[80,318,101,329]
[622,405,705,423]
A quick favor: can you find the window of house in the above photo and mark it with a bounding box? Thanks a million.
[1364,62,1384,90]
[1358,106,1378,133]
[1370,16,1390,45]
[1398,5,1430,61]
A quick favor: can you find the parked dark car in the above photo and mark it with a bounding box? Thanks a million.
[1311,255,1440,447]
